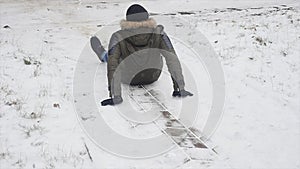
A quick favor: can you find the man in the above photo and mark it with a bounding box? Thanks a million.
[91,4,193,106]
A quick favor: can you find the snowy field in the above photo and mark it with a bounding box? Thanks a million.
[0,0,300,168]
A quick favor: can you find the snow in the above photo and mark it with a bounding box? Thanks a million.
[1,0,300,169]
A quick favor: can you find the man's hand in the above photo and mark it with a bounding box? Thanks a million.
[172,90,193,97]
[101,96,123,106]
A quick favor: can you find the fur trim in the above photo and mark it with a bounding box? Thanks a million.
[120,18,157,30]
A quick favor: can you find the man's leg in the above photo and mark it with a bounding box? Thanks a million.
[90,36,108,62]
[101,52,108,62]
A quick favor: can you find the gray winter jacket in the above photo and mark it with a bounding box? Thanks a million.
[107,18,185,97]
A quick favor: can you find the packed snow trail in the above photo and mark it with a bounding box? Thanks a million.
[123,83,238,168]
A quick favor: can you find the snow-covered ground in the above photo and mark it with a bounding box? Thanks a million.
[0,0,299,168]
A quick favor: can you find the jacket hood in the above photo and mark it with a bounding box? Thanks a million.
[120,18,157,30]
[119,18,157,47]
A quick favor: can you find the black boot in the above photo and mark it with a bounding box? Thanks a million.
[90,36,106,62]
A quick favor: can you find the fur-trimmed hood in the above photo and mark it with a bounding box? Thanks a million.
[120,18,157,30]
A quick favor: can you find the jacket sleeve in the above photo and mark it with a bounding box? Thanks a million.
[159,32,185,91]
[107,33,122,97]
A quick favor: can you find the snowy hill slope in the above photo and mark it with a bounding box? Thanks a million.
[0,0,299,169]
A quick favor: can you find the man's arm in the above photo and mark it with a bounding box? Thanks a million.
[159,32,185,91]
[101,33,123,106]
[159,30,193,97]
[107,33,122,97]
